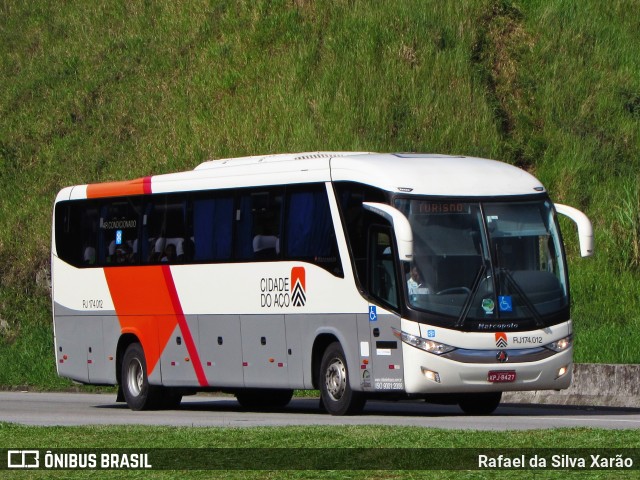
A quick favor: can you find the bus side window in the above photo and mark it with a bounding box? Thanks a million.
[285,186,342,276]
[192,196,233,262]
[143,195,187,264]
[235,189,283,261]
[99,199,140,265]
[54,203,80,267]
[54,202,100,268]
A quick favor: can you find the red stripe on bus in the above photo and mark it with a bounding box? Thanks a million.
[161,265,208,387]
[143,176,152,195]
[86,176,152,198]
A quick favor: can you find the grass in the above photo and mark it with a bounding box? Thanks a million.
[1,423,639,478]
[1,0,640,389]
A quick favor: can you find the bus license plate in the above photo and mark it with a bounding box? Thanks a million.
[488,371,516,383]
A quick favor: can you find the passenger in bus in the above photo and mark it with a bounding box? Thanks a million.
[107,240,116,263]
[114,243,133,264]
[149,237,165,263]
[161,243,177,263]
[83,245,96,265]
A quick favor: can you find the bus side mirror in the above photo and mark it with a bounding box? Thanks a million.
[555,204,594,257]
[363,202,413,261]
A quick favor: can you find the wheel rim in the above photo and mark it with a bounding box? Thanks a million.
[324,357,347,401]
[126,358,144,397]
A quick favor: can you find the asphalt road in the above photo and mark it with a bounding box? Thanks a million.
[2,392,640,430]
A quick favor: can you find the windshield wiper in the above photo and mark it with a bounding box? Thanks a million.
[499,268,545,328]
[454,264,486,328]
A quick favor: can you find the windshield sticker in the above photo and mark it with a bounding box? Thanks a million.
[482,298,495,315]
[499,295,513,312]
[361,369,371,387]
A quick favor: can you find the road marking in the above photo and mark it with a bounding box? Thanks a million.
[538,416,640,425]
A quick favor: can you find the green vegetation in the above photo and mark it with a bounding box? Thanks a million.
[1,0,639,388]
[1,423,638,478]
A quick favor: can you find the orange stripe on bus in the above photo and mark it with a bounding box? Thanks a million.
[103,266,180,377]
[86,176,152,198]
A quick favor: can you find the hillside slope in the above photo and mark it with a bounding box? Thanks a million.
[1,0,639,387]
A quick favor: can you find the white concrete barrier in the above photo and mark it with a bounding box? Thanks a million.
[503,364,640,407]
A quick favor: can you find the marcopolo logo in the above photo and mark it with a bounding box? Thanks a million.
[495,332,508,349]
[260,267,306,308]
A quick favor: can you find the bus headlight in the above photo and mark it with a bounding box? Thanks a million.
[392,328,455,355]
[545,335,573,353]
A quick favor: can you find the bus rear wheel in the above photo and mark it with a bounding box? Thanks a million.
[121,343,161,411]
[458,392,502,415]
[319,342,366,416]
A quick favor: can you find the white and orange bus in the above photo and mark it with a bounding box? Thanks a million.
[52,152,593,415]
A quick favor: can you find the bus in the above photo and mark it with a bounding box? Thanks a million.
[51,152,593,415]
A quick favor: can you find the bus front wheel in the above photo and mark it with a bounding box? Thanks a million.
[319,342,366,416]
[121,343,160,411]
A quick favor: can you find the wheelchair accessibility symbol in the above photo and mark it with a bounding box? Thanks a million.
[369,306,378,322]
[499,295,513,312]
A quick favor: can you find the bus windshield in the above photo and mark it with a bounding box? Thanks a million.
[394,198,569,326]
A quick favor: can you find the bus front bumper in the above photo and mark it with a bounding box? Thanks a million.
[402,342,573,394]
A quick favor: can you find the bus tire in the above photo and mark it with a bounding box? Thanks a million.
[236,389,293,409]
[121,343,160,411]
[458,392,502,415]
[319,342,366,416]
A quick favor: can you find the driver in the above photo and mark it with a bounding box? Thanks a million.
[407,266,430,297]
